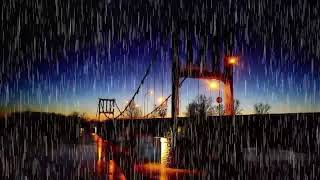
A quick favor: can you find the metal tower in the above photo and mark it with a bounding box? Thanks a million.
[97,98,116,121]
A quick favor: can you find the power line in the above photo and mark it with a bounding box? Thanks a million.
[113,51,157,120]
[144,77,187,118]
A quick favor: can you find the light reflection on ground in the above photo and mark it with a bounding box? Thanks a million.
[1,129,313,179]
[79,133,127,179]
[90,133,204,179]
[134,163,203,179]
[85,133,314,179]
[132,136,205,179]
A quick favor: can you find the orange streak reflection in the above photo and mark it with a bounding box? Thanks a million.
[91,133,126,180]
[134,137,203,179]
[93,133,106,175]
[108,160,126,180]
[134,163,202,179]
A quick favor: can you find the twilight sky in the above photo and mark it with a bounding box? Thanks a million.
[1,0,320,118]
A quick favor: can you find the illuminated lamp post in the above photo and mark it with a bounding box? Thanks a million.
[224,55,239,115]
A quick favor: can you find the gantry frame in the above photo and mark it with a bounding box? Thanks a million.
[171,29,236,145]
[98,98,116,121]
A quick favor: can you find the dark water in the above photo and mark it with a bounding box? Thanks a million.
[0,132,124,179]
[0,130,204,179]
[2,128,320,179]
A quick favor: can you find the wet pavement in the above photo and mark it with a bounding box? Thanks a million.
[90,133,206,179]
[2,130,320,179]
[0,131,206,179]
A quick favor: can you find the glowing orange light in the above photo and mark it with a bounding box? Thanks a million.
[96,136,104,174]
[134,163,203,176]
[91,134,126,179]
[227,56,238,65]
[108,160,126,179]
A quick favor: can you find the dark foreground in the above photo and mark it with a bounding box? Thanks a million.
[1,112,320,179]
[0,130,205,179]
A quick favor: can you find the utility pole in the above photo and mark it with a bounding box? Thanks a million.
[171,29,180,147]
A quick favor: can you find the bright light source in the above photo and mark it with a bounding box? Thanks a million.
[149,90,153,95]
[158,97,164,103]
[227,56,238,65]
[208,81,219,90]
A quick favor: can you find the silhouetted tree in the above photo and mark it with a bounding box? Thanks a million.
[186,95,213,118]
[149,104,158,118]
[125,100,142,118]
[210,100,241,116]
[187,101,198,117]
[215,104,225,115]
[70,112,80,118]
[234,99,243,115]
[207,106,216,116]
[254,103,271,114]
[157,102,167,118]
[80,112,88,121]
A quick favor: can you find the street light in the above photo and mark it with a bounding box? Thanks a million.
[144,90,153,116]
[158,96,164,104]
[224,55,239,116]
[208,80,219,90]
[207,80,222,116]
[226,56,239,65]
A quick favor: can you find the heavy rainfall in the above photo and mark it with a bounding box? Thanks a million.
[1,0,320,179]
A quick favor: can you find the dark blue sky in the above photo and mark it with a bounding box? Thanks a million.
[1,36,320,118]
[1,0,320,117]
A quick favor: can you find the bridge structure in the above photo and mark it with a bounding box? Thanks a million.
[171,34,236,118]
[96,24,238,147]
[170,26,238,145]
[97,98,116,121]
[96,33,237,120]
